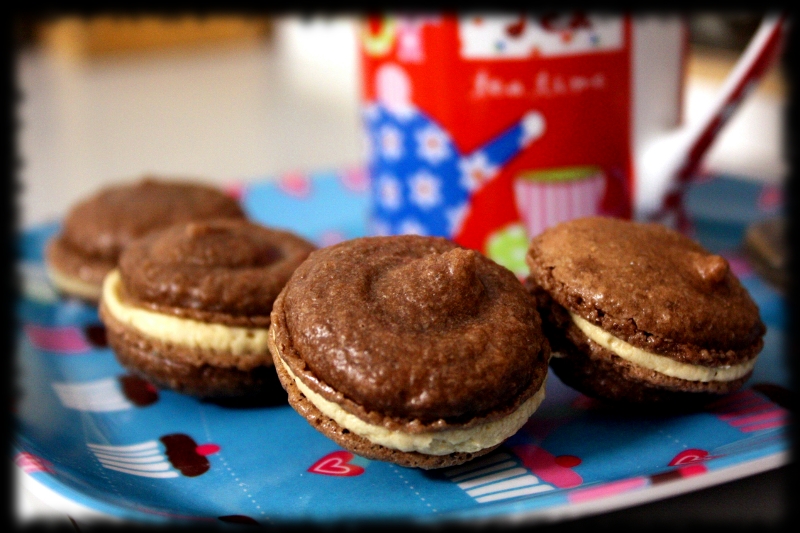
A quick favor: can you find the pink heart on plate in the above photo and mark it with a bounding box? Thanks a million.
[340,167,369,193]
[15,451,54,474]
[24,324,90,353]
[278,172,312,198]
[668,448,709,466]
[308,450,365,477]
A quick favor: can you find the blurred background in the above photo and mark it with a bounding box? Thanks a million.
[11,12,788,229]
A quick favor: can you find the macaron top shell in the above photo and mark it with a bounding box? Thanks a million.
[526,217,765,363]
[118,218,315,326]
[272,235,550,428]
[60,177,246,261]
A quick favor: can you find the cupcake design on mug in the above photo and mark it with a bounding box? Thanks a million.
[87,434,219,479]
[513,166,606,238]
[365,63,545,239]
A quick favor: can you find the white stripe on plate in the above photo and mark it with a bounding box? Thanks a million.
[467,474,542,497]
[87,441,158,452]
[97,458,172,472]
[100,464,179,478]
[91,452,164,464]
[89,449,163,459]
[474,483,554,503]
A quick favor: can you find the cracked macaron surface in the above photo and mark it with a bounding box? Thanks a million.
[525,216,765,406]
[269,235,550,469]
[46,177,246,302]
[100,218,315,400]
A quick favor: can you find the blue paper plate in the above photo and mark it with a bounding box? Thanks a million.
[13,170,790,526]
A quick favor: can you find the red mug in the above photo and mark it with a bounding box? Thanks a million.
[358,13,785,275]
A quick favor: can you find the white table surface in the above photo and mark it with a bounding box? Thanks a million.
[12,15,789,528]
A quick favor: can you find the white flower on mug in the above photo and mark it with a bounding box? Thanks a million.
[399,218,427,236]
[380,125,404,160]
[377,174,402,210]
[415,124,451,165]
[409,170,443,209]
[459,152,499,192]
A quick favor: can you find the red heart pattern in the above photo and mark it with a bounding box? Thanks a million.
[668,448,709,466]
[308,451,365,477]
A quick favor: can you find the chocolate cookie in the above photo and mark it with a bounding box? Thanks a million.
[99,218,315,400]
[525,216,765,408]
[45,177,246,302]
[269,235,550,469]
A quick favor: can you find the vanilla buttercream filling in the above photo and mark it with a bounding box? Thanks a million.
[570,312,756,382]
[102,269,270,356]
[47,264,103,301]
[276,346,546,455]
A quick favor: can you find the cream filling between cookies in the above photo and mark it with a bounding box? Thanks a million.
[102,269,270,356]
[277,352,546,456]
[570,312,756,382]
[46,264,103,301]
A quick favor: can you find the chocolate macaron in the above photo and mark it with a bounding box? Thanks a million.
[99,218,315,400]
[269,235,550,469]
[46,177,246,302]
[525,216,765,407]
